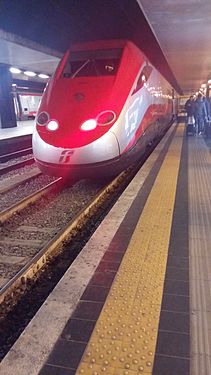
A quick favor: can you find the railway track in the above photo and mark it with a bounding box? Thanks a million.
[0,157,35,176]
[0,164,57,216]
[0,164,139,313]
[0,176,108,306]
[0,148,32,163]
[0,178,62,224]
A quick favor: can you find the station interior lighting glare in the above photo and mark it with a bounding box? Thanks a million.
[24,71,36,77]
[201,83,206,88]
[10,67,21,74]
[9,66,49,79]
[208,79,211,84]
[38,73,49,79]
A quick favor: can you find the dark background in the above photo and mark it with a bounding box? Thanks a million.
[0,0,181,92]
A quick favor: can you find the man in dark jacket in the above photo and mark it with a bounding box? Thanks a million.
[194,93,207,135]
[185,95,195,116]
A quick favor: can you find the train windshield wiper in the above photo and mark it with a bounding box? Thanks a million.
[71,59,90,78]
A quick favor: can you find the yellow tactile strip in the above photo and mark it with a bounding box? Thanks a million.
[76,125,184,375]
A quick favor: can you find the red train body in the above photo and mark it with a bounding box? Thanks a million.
[33,40,174,178]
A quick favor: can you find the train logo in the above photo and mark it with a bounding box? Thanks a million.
[59,150,74,163]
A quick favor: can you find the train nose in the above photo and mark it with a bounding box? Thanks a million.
[32,126,120,165]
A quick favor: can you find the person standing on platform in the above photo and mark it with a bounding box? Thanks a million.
[185,95,196,134]
[185,95,195,118]
[203,95,211,136]
[194,93,207,135]
[203,96,211,118]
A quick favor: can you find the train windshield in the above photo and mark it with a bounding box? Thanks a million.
[62,48,122,78]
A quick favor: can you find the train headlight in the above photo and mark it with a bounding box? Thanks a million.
[47,120,59,131]
[80,119,97,131]
[97,111,116,126]
[37,111,49,126]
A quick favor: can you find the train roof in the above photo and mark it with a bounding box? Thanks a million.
[69,39,133,52]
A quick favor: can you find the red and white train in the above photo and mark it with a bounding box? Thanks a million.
[33,40,174,178]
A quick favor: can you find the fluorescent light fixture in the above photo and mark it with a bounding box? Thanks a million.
[38,73,49,79]
[10,67,21,74]
[12,83,17,87]
[201,83,206,88]
[24,71,36,77]
[208,79,211,84]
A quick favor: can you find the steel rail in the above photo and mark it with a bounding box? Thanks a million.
[0,178,62,224]
[0,157,35,176]
[0,170,42,195]
[0,148,32,163]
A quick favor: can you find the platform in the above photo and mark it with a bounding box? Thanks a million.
[1,122,210,375]
[0,120,34,155]
[0,120,34,140]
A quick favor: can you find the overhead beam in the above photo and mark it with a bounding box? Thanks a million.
[0,29,62,58]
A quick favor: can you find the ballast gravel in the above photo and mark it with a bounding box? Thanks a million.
[0,179,104,282]
[0,173,56,211]
[0,153,33,168]
[0,159,36,183]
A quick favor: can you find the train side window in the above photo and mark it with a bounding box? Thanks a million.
[132,65,153,95]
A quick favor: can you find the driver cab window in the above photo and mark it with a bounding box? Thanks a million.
[133,64,153,94]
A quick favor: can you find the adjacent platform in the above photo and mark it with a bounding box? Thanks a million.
[1,122,210,375]
[0,120,34,140]
[0,120,34,155]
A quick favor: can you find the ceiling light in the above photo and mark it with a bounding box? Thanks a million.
[201,83,206,88]
[24,71,36,77]
[38,74,49,79]
[10,67,21,74]
[208,80,211,84]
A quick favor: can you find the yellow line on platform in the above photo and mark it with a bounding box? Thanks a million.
[76,125,184,375]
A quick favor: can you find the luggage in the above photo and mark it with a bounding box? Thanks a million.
[204,120,211,138]
[186,116,196,135]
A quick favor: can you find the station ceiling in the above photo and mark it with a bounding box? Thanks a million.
[0,35,60,75]
[0,0,210,95]
[138,0,211,95]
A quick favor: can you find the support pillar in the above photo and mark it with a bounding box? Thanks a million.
[0,65,17,128]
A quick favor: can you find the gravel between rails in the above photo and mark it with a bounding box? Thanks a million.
[0,153,33,168]
[0,173,57,211]
[0,179,104,283]
[0,160,37,183]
